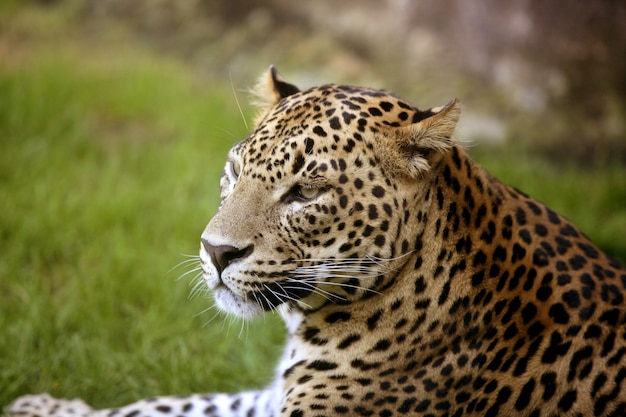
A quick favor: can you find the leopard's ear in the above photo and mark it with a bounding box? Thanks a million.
[251,66,300,109]
[390,98,461,178]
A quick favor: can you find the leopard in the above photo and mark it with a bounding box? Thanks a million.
[7,66,626,417]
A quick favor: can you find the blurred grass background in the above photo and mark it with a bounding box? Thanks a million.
[1,0,624,409]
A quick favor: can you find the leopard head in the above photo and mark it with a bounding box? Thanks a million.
[200,67,461,318]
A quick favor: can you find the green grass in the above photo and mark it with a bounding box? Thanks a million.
[1,3,624,411]
[0,7,284,408]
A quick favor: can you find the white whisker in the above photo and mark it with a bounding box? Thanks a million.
[365,254,411,271]
[238,314,248,339]
[258,287,277,311]
[298,279,382,296]
[267,283,314,309]
[230,72,249,130]
[178,266,203,282]
[294,271,380,280]
[195,304,218,319]
[199,306,224,329]
[169,255,200,273]
[282,282,338,302]
[284,279,341,302]
[189,275,209,299]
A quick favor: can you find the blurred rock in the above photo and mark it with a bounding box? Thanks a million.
[65,0,626,162]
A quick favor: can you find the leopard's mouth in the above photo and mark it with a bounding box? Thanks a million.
[200,245,318,314]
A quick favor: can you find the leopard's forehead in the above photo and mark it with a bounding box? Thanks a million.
[267,84,434,130]
[238,84,434,174]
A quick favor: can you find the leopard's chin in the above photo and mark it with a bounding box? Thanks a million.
[212,285,265,318]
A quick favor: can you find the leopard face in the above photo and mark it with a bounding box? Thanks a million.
[200,67,460,318]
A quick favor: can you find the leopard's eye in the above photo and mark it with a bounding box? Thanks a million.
[231,161,241,178]
[282,184,327,203]
[298,184,321,200]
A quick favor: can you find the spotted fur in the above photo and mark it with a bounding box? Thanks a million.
[8,67,626,417]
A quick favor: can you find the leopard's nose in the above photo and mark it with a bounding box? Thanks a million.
[201,238,254,275]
